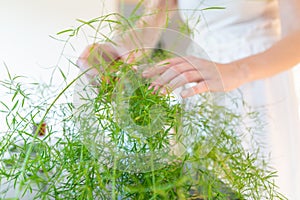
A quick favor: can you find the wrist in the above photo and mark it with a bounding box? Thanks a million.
[232,59,253,85]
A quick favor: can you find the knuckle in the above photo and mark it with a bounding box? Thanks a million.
[168,67,179,74]
[178,73,188,81]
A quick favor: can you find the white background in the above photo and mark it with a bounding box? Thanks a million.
[0,0,117,132]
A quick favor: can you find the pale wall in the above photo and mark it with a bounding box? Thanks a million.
[0,0,117,132]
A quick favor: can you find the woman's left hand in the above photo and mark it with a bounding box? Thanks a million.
[142,56,247,98]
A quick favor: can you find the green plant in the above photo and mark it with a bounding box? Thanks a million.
[0,2,286,200]
[0,62,285,200]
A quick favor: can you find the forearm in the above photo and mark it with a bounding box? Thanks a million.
[114,0,177,60]
[235,30,300,83]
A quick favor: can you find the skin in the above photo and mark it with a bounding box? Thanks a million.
[77,0,300,98]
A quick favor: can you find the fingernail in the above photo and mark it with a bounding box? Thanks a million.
[142,71,149,77]
[154,85,160,91]
[132,65,138,71]
[160,87,167,95]
[148,84,153,90]
[180,90,189,98]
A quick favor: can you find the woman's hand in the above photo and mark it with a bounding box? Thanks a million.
[76,43,131,80]
[142,56,248,98]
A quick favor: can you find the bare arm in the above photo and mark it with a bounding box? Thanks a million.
[235,0,300,83]
[77,0,177,79]
[142,0,300,97]
[114,0,178,60]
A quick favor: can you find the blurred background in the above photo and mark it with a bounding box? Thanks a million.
[0,0,117,132]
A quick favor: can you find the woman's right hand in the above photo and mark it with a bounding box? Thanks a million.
[76,43,129,80]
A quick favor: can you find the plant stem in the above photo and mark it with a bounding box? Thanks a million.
[151,147,156,199]
[112,155,117,200]
[16,69,90,198]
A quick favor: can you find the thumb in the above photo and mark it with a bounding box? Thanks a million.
[180,81,209,98]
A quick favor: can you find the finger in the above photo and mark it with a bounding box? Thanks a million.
[77,44,96,65]
[156,56,186,67]
[180,81,209,98]
[120,51,135,63]
[142,57,187,78]
[76,56,100,79]
[164,70,203,93]
[150,63,196,89]
[131,65,138,71]
[97,43,120,63]
[165,63,196,76]
[142,64,169,78]
[151,67,181,86]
